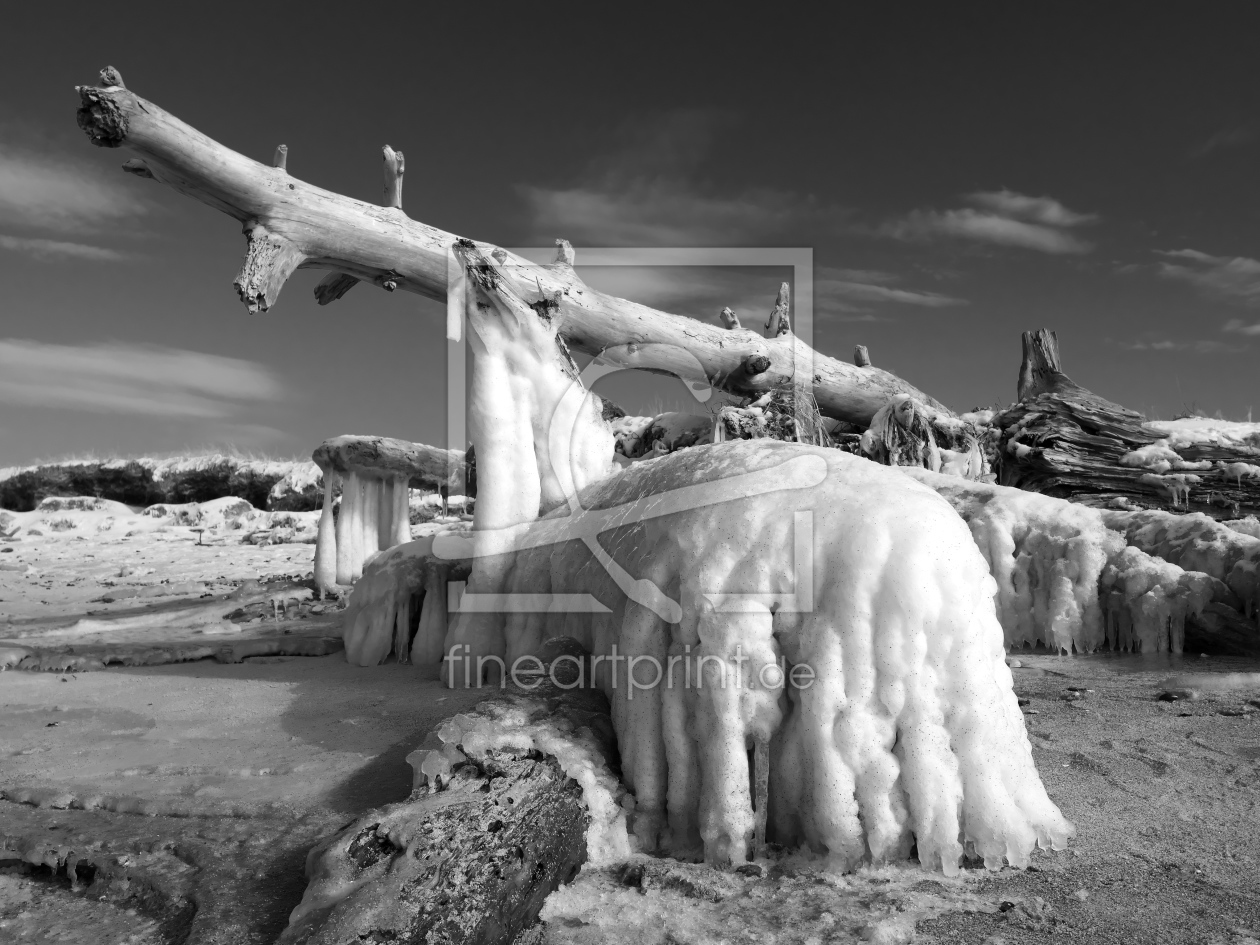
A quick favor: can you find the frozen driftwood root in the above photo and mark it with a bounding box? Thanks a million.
[74,68,947,428]
[75,65,1084,885]
[280,668,623,945]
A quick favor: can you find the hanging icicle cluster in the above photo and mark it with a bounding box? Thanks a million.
[312,469,413,593]
[341,541,466,666]
[309,435,465,596]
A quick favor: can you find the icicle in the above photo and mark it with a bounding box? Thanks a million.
[313,469,338,597]
[414,563,449,667]
[335,471,362,585]
[394,587,412,664]
[342,561,397,665]
[377,477,395,549]
[361,476,381,562]
[392,476,411,547]
[752,735,770,858]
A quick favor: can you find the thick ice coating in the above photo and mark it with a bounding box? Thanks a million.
[904,469,1226,654]
[1100,508,1260,623]
[340,538,461,667]
[443,440,1074,872]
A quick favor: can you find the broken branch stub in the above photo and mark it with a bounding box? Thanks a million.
[765,282,791,337]
[234,223,307,314]
[382,144,404,210]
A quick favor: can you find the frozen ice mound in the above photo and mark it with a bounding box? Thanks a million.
[435,440,1073,873]
[905,469,1231,654]
[1100,508,1260,623]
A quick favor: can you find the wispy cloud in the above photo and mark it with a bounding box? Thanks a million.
[0,234,129,262]
[1156,249,1260,306]
[0,146,148,234]
[1224,318,1260,336]
[967,190,1097,227]
[568,262,964,328]
[882,189,1097,255]
[816,267,967,320]
[0,340,282,418]
[577,265,790,325]
[1118,337,1241,354]
[1191,126,1253,158]
[521,110,850,246]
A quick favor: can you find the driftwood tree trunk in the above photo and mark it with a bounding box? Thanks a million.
[74,69,948,427]
[312,435,464,492]
[998,329,1260,518]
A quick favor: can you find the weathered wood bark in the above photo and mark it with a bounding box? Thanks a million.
[1016,327,1065,401]
[382,144,405,210]
[998,329,1260,519]
[74,69,949,427]
[312,435,464,492]
[279,678,618,945]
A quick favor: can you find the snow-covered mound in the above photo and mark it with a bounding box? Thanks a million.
[415,440,1071,873]
[1144,418,1260,452]
[0,453,313,512]
[0,494,319,546]
[266,461,323,510]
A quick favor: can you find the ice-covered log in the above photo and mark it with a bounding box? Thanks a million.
[310,435,466,592]
[341,537,471,666]
[905,469,1247,654]
[73,70,948,429]
[311,435,464,493]
[281,680,623,944]
[438,243,618,685]
[439,441,1074,873]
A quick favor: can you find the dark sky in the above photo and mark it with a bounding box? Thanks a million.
[3,4,1259,466]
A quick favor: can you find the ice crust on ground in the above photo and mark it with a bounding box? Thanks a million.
[539,858,997,945]
[904,470,1222,654]
[1159,671,1260,693]
[441,440,1072,873]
